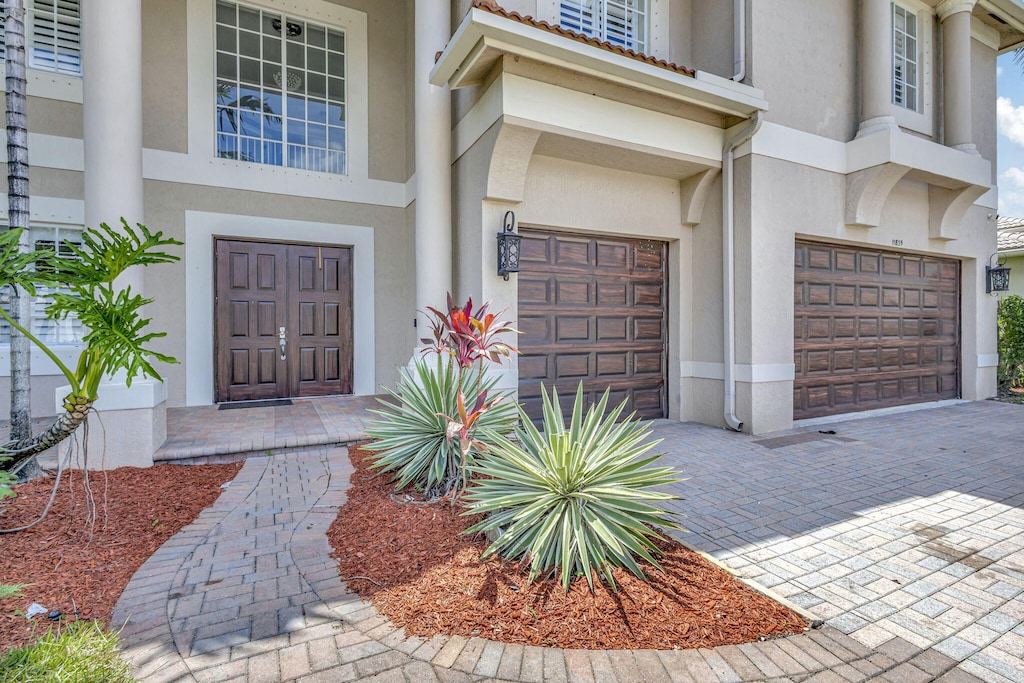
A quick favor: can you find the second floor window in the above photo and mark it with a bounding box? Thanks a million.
[892,3,918,112]
[0,0,82,77]
[560,0,648,53]
[215,1,348,175]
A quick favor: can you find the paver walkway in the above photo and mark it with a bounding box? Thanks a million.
[113,401,1024,682]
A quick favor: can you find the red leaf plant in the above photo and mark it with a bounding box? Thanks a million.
[439,388,504,502]
[421,293,519,369]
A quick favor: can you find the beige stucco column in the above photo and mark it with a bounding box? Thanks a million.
[83,0,144,291]
[414,0,453,327]
[857,0,898,136]
[75,0,166,469]
[938,0,978,153]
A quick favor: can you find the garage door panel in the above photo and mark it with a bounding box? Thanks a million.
[520,235,551,263]
[520,231,667,422]
[519,278,551,304]
[795,241,959,419]
[556,280,591,305]
[556,354,591,379]
[634,283,663,307]
[556,318,591,341]
[519,317,552,344]
[597,281,628,305]
[555,239,591,267]
[596,242,629,269]
[597,317,628,341]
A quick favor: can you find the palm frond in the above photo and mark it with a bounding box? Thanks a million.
[56,220,182,286]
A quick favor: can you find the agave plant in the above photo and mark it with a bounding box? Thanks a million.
[366,354,518,498]
[0,221,181,472]
[464,383,682,591]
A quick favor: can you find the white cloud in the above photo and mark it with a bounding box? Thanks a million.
[1000,167,1024,217]
[997,97,1024,147]
[998,66,1004,78]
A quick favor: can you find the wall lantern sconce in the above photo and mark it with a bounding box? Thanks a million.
[986,253,1011,294]
[496,210,521,281]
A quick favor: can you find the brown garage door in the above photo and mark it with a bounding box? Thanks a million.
[794,241,960,420]
[518,230,668,422]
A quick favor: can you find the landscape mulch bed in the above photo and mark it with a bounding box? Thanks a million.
[327,446,809,651]
[0,462,241,652]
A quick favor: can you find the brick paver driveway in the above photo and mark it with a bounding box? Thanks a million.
[113,400,1024,682]
[655,401,1024,683]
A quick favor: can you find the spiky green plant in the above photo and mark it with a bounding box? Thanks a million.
[464,383,682,591]
[366,355,518,498]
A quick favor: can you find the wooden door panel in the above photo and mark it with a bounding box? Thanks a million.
[288,244,353,397]
[793,241,960,420]
[215,239,353,402]
[215,240,288,402]
[518,231,668,422]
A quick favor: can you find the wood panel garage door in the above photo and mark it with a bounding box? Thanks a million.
[518,230,668,422]
[794,241,960,420]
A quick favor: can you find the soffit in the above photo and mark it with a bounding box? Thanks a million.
[976,0,1024,50]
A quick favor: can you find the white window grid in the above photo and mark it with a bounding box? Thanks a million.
[0,0,82,77]
[0,225,86,347]
[892,3,918,112]
[559,0,648,53]
[215,0,347,175]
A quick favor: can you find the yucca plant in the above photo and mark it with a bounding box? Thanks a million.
[366,354,518,498]
[464,383,682,591]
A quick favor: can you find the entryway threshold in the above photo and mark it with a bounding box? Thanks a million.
[154,394,379,464]
[793,398,970,429]
[154,430,367,464]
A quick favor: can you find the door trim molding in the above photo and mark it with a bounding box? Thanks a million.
[186,211,375,406]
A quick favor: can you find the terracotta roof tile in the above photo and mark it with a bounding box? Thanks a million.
[468,0,696,78]
[998,216,1024,251]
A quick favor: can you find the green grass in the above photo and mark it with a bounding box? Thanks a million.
[0,584,28,600]
[0,620,134,683]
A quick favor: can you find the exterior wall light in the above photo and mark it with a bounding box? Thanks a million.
[987,254,1011,294]
[497,210,521,281]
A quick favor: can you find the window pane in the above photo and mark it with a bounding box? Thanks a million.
[216,25,236,53]
[238,30,260,58]
[214,1,348,175]
[238,6,259,31]
[216,1,236,26]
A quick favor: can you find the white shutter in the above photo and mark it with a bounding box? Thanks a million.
[29,0,81,75]
[559,0,646,52]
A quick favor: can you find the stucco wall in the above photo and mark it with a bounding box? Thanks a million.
[143,179,416,407]
[749,0,858,141]
[1001,254,1024,298]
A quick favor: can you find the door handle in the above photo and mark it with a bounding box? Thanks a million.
[279,326,287,360]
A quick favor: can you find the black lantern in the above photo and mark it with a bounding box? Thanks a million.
[496,210,521,281]
[987,254,1011,294]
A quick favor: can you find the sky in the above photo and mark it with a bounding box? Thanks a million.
[999,51,1024,218]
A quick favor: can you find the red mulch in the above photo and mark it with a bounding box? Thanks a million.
[327,447,809,650]
[0,462,241,652]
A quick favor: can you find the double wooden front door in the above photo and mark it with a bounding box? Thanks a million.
[214,238,353,402]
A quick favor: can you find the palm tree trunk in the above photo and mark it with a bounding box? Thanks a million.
[2,396,92,473]
[5,1,37,479]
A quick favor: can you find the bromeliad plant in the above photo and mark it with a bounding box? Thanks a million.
[0,221,181,473]
[464,383,682,591]
[366,293,519,499]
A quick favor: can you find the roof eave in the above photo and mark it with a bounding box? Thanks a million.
[431,8,768,119]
